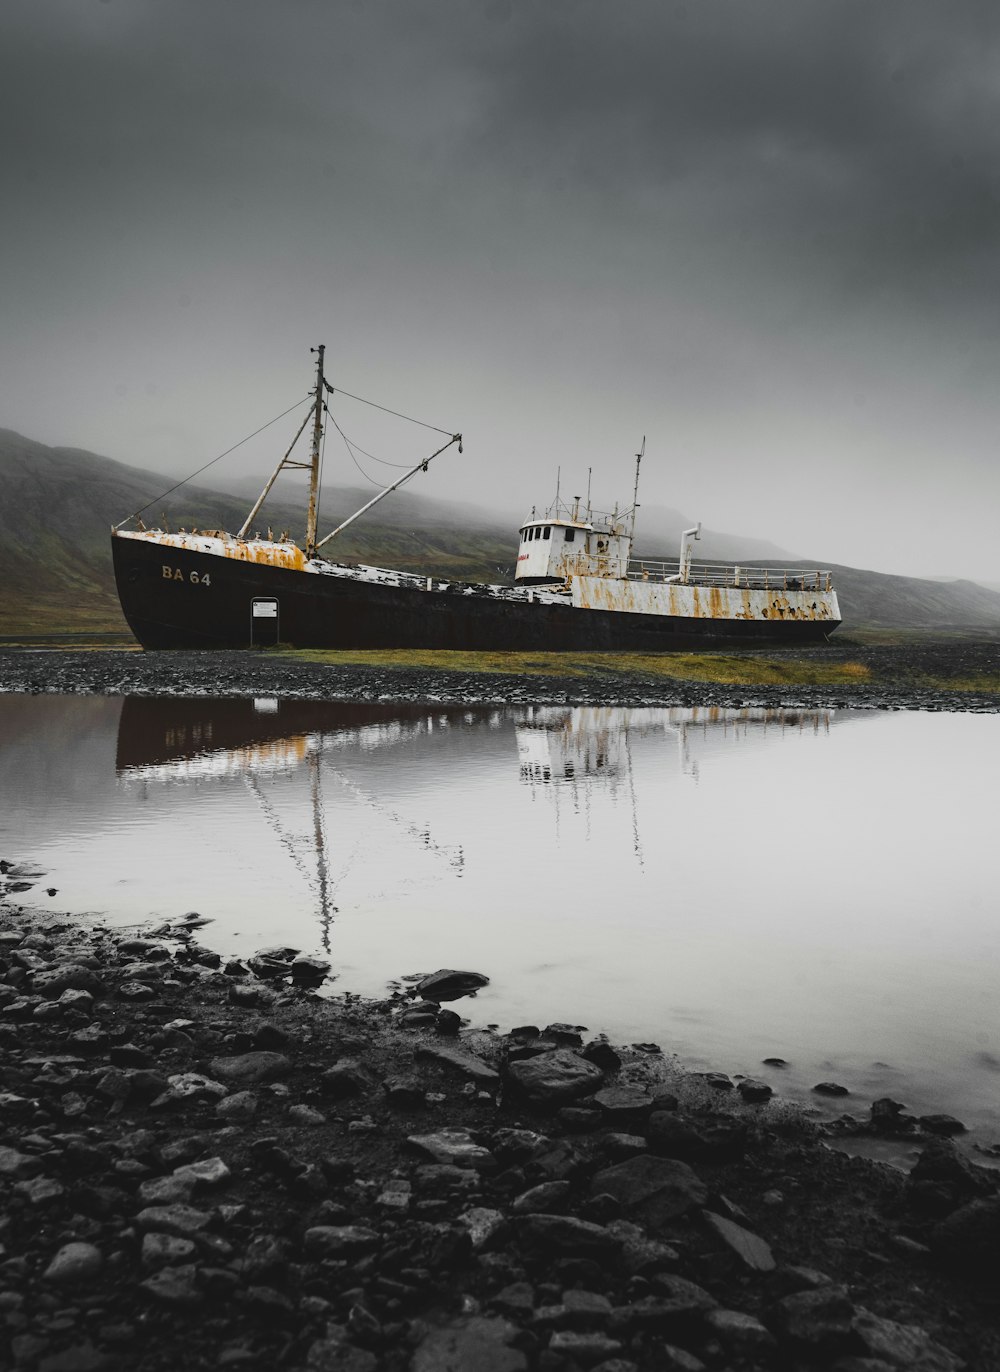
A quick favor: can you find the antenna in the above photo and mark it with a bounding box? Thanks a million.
[629,436,645,545]
[554,465,561,513]
[586,467,592,519]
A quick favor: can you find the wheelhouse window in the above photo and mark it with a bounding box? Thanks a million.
[564,528,575,543]
[543,526,551,539]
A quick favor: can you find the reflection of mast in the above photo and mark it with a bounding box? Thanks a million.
[623,726,645,870]
[243,755,338,954]
[673,722,699,781]
[309,749,334,953]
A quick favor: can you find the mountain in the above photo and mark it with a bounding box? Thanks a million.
[1,427,999,637]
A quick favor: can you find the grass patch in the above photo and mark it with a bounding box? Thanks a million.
[277,648,874,687]
[917,674,1000,693]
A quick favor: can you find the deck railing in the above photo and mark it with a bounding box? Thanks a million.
[627,561,833,592]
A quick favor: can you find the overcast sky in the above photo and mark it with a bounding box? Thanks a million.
[2,0,999,579]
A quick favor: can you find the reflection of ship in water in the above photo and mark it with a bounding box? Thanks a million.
[517,705,834,789]
[115,697,469,777]
[115,697,470,952]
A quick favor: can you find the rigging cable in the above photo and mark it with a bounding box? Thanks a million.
[112,394,313,529]
[324,382,454,437]
[328,411,394,489]
[324,403,413,469]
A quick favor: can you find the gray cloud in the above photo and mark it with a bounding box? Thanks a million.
[1,0,999,579]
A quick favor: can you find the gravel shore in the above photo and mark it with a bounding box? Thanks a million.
[0,644,998,711]
[2,895,999,1372]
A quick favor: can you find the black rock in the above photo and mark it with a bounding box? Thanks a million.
[415,969,490,1002]
[919,1114,967,1137]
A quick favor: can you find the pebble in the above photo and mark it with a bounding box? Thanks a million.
[208,1051,291,1085]
[288,1103,327,1125]
[411,1315,527,1372]
[216,1090,258,1121]
[140,1264,203,1306]
[136,1204,214,1236]
[407,1129,496,1170]
[42,1242,104,1285]
[141,1233,197,1268]
[702,1210,776,1271]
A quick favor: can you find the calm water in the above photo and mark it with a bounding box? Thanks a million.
[1,694,998,1152]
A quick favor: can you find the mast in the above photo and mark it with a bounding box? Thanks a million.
[305,344,326,557]
[628,436,645,544]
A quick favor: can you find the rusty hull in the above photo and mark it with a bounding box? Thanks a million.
[571,576,840,625]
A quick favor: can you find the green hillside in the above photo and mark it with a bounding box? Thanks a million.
[0,430,514,635]
[1,427,999,639]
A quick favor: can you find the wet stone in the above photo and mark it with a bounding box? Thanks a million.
[654,1352,703,1372]
[0,1145,44,1178]
[140,1263,203,1305]
[138,1174,196,1206]
[593,1087,655,1125]
[118,981,156,1002]
[136,1204,213,1236]
[607,1220,680,1275]
[209,1051,291,1085]
[918,1114,966,1136]
[644,1112,704,1160]
[705,1308,776,1351]
[174,1156,231,1188]
[703,1210,776,1271]
[322,1059,377,1098]
[415,968,490,1001]
[411,1314,527,1372]
[770,1286,857,1355]
[37,1343,111,1372]
[42,1242,103,1285]
[696,1071,733,1091]
[384,1075,426,1108]
[31,965,106,999]
[516,1214,622,1259]
[303,1225,380,1258]
[814,1081,851,1097]
[216,1090,257,1121]
[930,1194,1000,1264]
[141,1232,197,1267]
[591,1154,707,1228]
[491,1282,536,1318]
[534,1289,613,1330]
[407,1129,496,1170]
[851,1308,963,1371]
[288,1103,327,1125]
[549,1331,623,1364]
[291,953,331,980]
[415,1042,500,1086]
[506,1049,605,1105]
[458,1206,507,1251]
[511,1180,572,1215]
[14,1175,64,1205]
[737,1077,773,1103]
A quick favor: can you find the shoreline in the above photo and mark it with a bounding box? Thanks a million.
[0,644,997,711]
[1,896,998,1370]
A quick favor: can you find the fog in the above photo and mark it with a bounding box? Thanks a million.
[2,1,999,579]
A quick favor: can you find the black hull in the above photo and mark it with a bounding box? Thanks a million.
[112,536,840,651]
